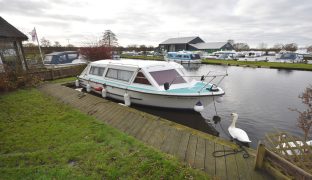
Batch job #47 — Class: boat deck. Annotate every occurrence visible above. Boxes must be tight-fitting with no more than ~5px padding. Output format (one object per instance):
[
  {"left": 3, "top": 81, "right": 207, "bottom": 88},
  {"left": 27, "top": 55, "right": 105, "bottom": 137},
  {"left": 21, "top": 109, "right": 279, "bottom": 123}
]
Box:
[{"left": 38, "top": 83, "right": 272, "bottom": 180}]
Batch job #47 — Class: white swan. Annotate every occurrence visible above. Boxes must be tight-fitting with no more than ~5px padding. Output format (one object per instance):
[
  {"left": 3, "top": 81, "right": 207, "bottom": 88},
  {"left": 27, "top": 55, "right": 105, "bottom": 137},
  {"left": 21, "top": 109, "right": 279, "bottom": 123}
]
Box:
[{"left": 228, "top": 113, "right": 251, "bottom": 143}]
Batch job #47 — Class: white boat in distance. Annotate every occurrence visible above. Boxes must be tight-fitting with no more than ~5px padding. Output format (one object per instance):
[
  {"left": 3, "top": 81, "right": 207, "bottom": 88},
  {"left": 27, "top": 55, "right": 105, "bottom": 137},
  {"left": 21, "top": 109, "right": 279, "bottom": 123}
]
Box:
[
  {"left": 164, "top": 51, "right": 202, "bottom": 64},
  {"left": 77, "top": 59, "right": 226, "bottom": 109}
]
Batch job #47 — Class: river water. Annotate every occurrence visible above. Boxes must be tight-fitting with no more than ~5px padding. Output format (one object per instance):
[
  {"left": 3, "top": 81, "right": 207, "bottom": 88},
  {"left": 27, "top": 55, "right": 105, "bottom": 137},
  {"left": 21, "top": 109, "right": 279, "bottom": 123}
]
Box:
[{"left": 133, "top": 64, "right": 312, "bottom": 148}]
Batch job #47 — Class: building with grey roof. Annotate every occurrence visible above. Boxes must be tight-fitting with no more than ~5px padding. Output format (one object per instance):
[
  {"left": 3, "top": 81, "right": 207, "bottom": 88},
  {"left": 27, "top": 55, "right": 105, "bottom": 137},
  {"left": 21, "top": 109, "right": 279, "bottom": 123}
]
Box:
[
  {"left": 159, "top": 36, "right": 204, "bottom": 52},
  {"left": 189, "top": 42, "right": 234, "bottom": 53},
  {"left": 0, "top": 16, "right": 28, "bottom": 71},
  {"left": 159, "top": 36, "right": 234, "bottom": 53}
]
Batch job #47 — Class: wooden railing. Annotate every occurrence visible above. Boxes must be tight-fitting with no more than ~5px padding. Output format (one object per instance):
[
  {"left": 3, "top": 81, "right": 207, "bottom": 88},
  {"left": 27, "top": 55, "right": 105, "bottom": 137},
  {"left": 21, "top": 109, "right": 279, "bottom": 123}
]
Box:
[
  {"left": 254, "top": 134, "right": 312, "bottom": 179},
  {"left": 28, "top": 64, "right": 86, "bottom": 81}
]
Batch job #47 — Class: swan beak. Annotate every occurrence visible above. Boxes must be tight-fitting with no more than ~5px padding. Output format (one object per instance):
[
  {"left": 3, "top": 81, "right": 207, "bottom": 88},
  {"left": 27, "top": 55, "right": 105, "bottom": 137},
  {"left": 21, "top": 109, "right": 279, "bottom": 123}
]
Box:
[{"left": 230, "top": 113, "right": 234, "bottom": 116}]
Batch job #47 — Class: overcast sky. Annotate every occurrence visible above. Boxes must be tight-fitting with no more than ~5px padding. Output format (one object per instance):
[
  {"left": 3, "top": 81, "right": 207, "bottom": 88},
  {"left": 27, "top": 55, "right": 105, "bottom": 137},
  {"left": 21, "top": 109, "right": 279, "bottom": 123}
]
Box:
[{"left": 1, "top": 0, "right": 311, "bottom": 47}]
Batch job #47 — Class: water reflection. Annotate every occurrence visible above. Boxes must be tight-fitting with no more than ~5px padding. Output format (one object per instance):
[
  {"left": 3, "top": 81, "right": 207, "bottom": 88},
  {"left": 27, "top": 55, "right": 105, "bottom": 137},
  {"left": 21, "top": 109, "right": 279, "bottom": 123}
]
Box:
[{"left": 277, "top": 69, "right": 294, "bottom": 75}]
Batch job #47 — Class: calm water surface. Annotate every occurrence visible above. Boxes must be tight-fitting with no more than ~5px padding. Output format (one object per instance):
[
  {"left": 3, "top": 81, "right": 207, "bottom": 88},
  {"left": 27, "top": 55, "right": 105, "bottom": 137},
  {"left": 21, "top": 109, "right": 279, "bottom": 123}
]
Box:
[{"left": 133, "top": 64, "right": 312, "bottom": 148}]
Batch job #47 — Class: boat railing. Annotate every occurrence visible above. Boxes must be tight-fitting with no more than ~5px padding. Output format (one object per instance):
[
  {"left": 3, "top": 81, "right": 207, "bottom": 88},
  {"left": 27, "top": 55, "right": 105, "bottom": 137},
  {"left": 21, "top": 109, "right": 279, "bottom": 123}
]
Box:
[
  {"left": 168, "top": 71, "right": 228, "bottom": 92},
  {"left": 108, "top": 62, "right": 141, "bottom": 68}
]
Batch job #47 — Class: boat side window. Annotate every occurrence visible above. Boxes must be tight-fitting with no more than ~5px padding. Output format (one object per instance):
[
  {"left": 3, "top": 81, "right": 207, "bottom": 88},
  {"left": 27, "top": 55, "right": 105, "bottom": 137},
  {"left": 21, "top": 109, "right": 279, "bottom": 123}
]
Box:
[
  {"left": 150, "top": 69, "right": 186, "bottom": 86},
  {"left": 106, "top": 68, "right": 134, "bottom": 82},
  {"left": 168, "top": 54, "right": 174, "bottom": 58},
  {"left": 183, "top": 55, "right": 189, "bottom": 59},
  {"left": 176, "top": 54, "right": 182, "bottom": 58},
  {"left": 44, "top": 55, "right": 53, "bottom": 64},
  {"left": 89, "top": 66, "right": 105, "bottom": 76},
  {"left": 59, "top": 55, "right": 67, "bottom": 63},
  {"left": 67, "top": 53, "right": 78, "bottom": 60},
  {"left": 133, "top": 71, "right": 151, "bottom": 85}
]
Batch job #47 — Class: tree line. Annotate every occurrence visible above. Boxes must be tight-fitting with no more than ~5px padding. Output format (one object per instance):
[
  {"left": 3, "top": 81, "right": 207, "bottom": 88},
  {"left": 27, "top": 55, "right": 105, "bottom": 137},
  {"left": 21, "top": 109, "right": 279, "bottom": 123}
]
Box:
[
  {"left": 228, "top": 40, "right": 310, "bottom": 52},
  {"left": 23, "top": 31, "right": 312, "bottom": 53}
]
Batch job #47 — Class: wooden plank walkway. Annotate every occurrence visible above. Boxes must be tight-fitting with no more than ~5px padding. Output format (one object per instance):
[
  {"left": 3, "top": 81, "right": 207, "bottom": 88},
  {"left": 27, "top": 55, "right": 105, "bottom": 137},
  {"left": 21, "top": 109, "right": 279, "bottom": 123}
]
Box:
[{"left": 38, "top": 83, "right": 272, "bottom": 180}]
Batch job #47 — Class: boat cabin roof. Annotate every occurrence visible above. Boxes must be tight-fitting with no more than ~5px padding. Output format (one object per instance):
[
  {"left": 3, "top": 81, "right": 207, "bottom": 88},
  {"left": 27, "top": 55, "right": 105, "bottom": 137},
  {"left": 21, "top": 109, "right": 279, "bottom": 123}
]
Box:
[
  {"left": 46, "top": 51, "right": 78, "bottom": 56},
  {"left": 167, "top": 51, "right": 199, "bottom": 55},
  {"left": 89, "top": 59, "right": 183, "bottom": 70}
]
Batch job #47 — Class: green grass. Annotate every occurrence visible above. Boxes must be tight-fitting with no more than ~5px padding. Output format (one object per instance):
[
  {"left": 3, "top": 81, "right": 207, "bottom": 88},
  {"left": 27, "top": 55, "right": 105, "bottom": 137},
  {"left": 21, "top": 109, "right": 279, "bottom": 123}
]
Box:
[
  {"left": 202, "top": 59, "right": 312, "bottom": 71},
  {"left": 50, "top": 76, "right": 77, "bottom": 84},
  {"left": 0, "top": 89, "right": 209, "bottom": 179}
]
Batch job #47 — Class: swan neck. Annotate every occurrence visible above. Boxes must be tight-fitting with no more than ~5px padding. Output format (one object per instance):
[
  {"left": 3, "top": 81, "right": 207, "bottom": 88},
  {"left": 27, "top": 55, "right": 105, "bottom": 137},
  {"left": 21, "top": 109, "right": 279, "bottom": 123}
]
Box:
[{"left": 231, "top": 116, "right": 237, "bottom": 127}]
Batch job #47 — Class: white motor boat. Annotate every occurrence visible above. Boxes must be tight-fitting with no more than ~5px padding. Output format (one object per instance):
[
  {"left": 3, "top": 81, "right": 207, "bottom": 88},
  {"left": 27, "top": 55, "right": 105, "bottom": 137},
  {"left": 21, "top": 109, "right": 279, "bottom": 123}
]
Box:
[
  {"left": 76, "top": 59, "right": 225, "bottom": 109},
  {"left": 164, "top": 51, "right": 202, "bottom": 64}
]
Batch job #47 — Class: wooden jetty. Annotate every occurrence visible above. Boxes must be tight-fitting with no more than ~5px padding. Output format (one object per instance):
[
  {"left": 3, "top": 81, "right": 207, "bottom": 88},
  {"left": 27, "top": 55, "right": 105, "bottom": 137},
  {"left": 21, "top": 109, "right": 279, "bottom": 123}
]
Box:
[{"left": 38, "top": 83, "right": 272, "bottom": 180}]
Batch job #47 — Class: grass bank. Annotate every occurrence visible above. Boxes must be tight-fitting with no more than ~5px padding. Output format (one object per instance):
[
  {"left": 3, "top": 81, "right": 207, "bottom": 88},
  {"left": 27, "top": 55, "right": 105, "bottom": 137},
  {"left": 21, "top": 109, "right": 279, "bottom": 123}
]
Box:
[
  {"left": 202, "top": 59, "right": 312, "bottom": 71},
  {"left": 0, "top": 89, "right": 208, "bottom": 179},
  {"left": 121, "top": 55, "right": 164, "bottom": 61}
]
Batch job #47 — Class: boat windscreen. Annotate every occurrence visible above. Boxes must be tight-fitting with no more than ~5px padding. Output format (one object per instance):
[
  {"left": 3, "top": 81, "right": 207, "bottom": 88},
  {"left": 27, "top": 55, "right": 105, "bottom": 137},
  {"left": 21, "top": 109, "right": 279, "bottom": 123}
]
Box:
[
  {"left": 149, "top": 69, "right": 186, "bottom": 85},
  {"left": 44, "top": 55, "right": 53, "bottom": 64},
  {"left": 191, "top": 54, "right": 200, "bottom": 59}
]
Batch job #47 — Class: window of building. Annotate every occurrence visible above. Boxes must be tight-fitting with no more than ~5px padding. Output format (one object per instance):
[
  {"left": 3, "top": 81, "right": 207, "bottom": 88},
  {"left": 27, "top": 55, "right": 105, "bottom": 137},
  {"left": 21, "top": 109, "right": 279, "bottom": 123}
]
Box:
[
  {"left": 89, "top": 66, "right": 105, "bottom": 76},
  {"left": 149, "top": 69, "right": 186, "bottom": 86},
  {"left": 0, "top": 41, "right": 18, "bottom": 68},
  {"left": 133, "top": 71, "right": 151, "bottom": 85},
  {"left": 106, "top": 68, "right": 134, "bottom": 82}
]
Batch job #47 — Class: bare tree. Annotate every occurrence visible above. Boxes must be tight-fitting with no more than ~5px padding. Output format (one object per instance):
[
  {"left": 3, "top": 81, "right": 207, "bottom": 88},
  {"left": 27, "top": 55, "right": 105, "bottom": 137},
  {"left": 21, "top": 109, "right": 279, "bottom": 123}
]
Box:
[
  {"left": 53, "top": 41, "right": 61, "bottom": 47},
  {"left": 284, "top": 43, "right": 298, "bottom": 52},
  {"left": 100, "top": 30, "right": 118, "bottom": 47},
  {"left": 127, "top": 44, "right": 138, "bottom": 51},
  {"left": 307, "top": 45, "right": 312, "bottom": 53},
  {"left": 290, "top": 85, "right": 312, "bottom": 141},
  {"left": 273, "top": 43, "right": 284, "bottom": 51},
  {"left": 40, "top": 37, "right": 51, "bottom": 47},
  {"left": 233, "top": 43, "right": 250, "bottom": 51}
]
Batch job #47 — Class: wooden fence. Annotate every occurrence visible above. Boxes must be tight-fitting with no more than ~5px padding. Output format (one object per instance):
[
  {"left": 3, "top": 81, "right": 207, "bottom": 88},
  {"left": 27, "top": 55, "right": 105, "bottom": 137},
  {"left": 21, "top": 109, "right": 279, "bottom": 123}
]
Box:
[
  {"left": 254, "top": 132, "right": 312, "bottom": 179},
  {"left": 28, "top": 64, "right": 86, "bottom": 81}
]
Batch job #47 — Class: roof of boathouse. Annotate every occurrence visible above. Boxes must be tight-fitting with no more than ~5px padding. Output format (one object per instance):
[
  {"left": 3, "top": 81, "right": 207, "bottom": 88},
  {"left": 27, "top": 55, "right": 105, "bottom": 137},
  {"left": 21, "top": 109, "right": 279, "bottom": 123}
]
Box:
[
  {"left": 189, "top": 42, "right": 229, "bottom": 49},
  {"left": 0, "top": 16, "right": 28, "bottom": 40},
  {"left": 160, "top": 36, "right": 204, "bottom": 45}
]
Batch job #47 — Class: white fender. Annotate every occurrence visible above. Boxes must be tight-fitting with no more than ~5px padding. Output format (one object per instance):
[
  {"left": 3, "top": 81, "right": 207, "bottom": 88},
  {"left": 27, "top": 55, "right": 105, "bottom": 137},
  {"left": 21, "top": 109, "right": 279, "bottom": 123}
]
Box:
[
  {"left": 75, "top": 80, "right": 79, "bottom": 87},
  {"left": 194, "top": 101, "right": 204, "bottom": 112},
  {"left": 216, "top": 96, "right": 223, "bottom": 103},
  {"left": 86, "top": 84, "right": 91, "bottom": 92},
  {"left": 101, "top": 88, "right": 107, "bottom": 98},
  {"left": 124, "top": 92, "right": 131, "bottom": 106}
]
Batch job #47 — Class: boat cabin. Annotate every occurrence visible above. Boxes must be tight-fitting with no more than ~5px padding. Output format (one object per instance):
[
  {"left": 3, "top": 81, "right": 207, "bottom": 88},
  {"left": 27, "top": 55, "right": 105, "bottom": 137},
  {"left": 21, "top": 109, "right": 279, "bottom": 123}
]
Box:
[
  {"left": 44, "top": 51, "right": 79, "bottom": 64},
  {"left": 80, "top": 60, "right": 189, "bottom": 91},
  {"left": 165, "top": 51, "right": 201, "bottom": 62}
]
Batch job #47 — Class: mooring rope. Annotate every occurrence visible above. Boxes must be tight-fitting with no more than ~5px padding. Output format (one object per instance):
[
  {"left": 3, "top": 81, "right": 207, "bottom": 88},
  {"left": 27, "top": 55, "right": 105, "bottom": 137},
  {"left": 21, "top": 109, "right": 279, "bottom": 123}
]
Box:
[{"left": 213, "top": 145, "right": 250, "bottom": 159}]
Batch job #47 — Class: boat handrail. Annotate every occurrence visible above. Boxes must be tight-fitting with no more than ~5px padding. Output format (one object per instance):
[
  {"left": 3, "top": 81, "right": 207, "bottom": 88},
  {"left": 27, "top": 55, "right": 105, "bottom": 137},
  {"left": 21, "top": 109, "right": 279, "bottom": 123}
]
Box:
[
  {"left": 107, "top": 62, "right": 140, "bottom": 68},
  {"left": 168, "top": 73, "right": 228, "bottom": 92}
]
